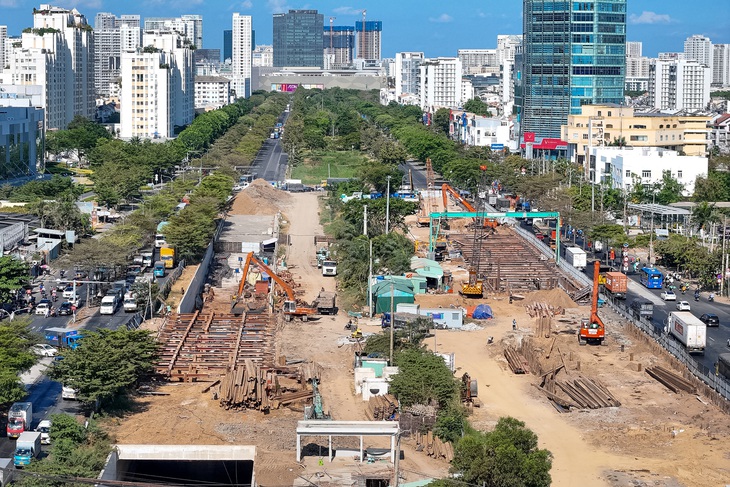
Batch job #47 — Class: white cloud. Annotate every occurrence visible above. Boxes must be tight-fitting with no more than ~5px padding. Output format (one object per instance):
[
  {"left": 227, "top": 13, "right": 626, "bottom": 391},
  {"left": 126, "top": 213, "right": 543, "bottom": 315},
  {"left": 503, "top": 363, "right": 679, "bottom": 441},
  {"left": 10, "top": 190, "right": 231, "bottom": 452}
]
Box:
[
  {"left": 333, "top": 6, "right": 363, "bottom": 15},
  {"left": 267, "top": 0, "right": 290, "bottom": 13},
  {"left": 240, "top": 0, "right": 253, "bottom": 8},
  {"left": 629, "top": 11, "right": 672, "bottom": 24},
  {"left": 429, "top": 13, "right": 453, "bottom": 23}
]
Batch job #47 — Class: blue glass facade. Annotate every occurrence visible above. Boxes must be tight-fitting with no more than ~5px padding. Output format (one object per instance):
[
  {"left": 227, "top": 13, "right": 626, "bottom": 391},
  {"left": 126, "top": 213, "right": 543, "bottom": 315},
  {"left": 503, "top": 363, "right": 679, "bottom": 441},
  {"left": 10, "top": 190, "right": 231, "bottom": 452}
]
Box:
[
  {"left": 520, "top": 0, "right": 626, "bottom": 138},
  {"left": 273, "top": 10, "right": 324, "bottom": 68}
]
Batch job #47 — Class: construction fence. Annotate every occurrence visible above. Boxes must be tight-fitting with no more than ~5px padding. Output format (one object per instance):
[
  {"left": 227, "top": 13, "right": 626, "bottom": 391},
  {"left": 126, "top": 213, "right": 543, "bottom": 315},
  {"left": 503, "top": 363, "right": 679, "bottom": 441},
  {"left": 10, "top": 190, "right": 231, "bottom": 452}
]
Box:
[{"left": 178, "top": 219, "right": 225, "bottom": 314}]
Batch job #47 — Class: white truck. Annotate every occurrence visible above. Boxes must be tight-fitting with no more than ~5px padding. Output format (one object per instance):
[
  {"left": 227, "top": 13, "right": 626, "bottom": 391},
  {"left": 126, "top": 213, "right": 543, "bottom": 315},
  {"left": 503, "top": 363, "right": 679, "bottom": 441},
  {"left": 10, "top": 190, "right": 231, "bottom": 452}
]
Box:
[
  {"left": 668, "top": 312, "right": 706, "bottom": 354},
  {"left": 322, "top": 260, "right": 337, "bottom": 277},
  {"left": 564, "top": 246, "right": 587, "bottom": 270},
  {"left": 13, "top": 431, "right": 41, "bottom": 468},
  {"left": 99, "top": 295, "right": 118, "bottom": 315}
]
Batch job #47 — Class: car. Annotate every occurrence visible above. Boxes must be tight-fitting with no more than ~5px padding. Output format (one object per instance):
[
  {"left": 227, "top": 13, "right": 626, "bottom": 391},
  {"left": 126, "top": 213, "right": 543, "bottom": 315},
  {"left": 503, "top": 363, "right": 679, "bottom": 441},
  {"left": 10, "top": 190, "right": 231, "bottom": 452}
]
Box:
[
  {"left": 676, "top": 301, "right": 691, "bottom": 311},
  {"left": 660, "top": 290, "right": 676, "bottom": 301},
  {"left": 62, "top": 286, "right": 78, "bottom": 300},
  {"left": 58, "top": 302, "right": 74, "bottom": 316},
  {"left": 700, "top": 313, "right": 720, "bottom": 327},
  {"left": 61, "top": 385, "right": 78, "bottom": 400},
  {"left": 37, "top": 419, "right": 52, "bottom": 445},
  {"left": 35, "top": 300, "right": 52, "bottom": 315},
  {"left": 31, "top": 344, "right": 58, "bottom": 357}
]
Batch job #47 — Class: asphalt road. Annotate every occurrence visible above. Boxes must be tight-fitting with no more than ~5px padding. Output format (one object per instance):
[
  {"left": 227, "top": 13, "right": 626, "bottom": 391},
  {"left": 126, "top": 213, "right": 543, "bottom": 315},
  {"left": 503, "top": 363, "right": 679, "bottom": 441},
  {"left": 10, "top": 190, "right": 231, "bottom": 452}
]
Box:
[
  {"left": 250, "top": 110, "right": 290, "bottom": 183},
  {"left": 398, "top": 160, "right": 448, "bottom": 190}
]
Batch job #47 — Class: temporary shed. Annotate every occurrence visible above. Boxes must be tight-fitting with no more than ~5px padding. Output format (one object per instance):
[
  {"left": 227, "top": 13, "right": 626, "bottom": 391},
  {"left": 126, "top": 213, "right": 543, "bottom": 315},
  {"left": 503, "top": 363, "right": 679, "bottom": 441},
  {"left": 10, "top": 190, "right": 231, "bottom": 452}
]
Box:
[
  {"left": 372, "top": 280, "right": 415, "bottom": 314},
  {"left": 410, "top": 257, "right": 444, "bottom": 289}
]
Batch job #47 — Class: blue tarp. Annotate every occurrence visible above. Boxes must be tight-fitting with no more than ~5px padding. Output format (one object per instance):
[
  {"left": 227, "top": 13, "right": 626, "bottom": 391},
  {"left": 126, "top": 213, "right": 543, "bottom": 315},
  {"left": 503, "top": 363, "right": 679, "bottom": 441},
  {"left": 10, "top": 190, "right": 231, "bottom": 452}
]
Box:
[{"left": 472, "top": 304, "right": 493, "bottom": 319}]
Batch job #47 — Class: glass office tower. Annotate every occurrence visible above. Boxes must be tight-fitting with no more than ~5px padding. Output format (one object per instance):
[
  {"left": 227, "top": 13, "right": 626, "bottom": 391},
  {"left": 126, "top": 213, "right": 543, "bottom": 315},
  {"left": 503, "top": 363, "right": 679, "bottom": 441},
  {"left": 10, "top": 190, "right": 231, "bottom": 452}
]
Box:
[
  {"left": 273, "top": 10, "right": 324, "bottom": 68},
  {"left": 520, "top": 0, "right": 626, "bottom": 138}
]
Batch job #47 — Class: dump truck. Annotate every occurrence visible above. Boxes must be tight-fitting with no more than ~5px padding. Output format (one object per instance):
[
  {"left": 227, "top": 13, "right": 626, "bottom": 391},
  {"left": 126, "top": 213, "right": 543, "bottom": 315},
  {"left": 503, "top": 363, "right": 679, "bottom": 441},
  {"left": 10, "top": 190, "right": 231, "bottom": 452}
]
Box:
[
  {"left": 668, "top": 312, "right": 706, "bottom": 354},
  {"left": 565, "top": 247, "right": 587, "bottom": 270},
  {"left": 160, "top": 245, "right": 175, "bottom": 269},
  {"left": 604, "top": 271, "right": 627, "bottom": 299},
  {"left": 7, "top": 402, "right": 32, "bottom": 439},
  {"left": 13, "top": 431, "right": 41, "bottom": 468},
  {"left": 313, "top": 290, "right": 337, "bottom": 315}
]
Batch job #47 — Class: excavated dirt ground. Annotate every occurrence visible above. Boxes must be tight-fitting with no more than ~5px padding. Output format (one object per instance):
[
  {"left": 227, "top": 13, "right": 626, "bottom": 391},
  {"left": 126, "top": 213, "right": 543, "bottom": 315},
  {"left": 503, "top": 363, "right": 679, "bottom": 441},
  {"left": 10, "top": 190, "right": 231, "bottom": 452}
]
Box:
[{"left": 108, "top": 190, "right": 730, "bottom": 487}]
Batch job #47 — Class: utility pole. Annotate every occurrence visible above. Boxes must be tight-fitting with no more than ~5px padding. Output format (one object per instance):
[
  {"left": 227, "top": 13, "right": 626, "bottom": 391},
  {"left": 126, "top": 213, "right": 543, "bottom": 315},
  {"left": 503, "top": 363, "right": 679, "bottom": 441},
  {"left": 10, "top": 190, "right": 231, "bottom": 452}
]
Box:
[
  {"left": 385, "top": 175, "right": 392, "bottom": 234},
  {"left": 389, "top": 278, "right": 394, "bottom": 365},
  {"left": 363, "top": 204, "right": 368, "bottom": 236},
  {"left": 368, "top": 239, "right": 373, "bottom": 316}
]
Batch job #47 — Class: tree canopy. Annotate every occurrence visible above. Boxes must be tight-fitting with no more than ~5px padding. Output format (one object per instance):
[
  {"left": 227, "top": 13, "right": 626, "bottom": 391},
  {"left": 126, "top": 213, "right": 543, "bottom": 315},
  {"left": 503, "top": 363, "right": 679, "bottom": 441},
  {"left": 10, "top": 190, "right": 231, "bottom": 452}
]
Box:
[
  {"left": 0, "top": 317, "right": 38, "bottom": 405},
  {"left": 0, "top": 256, "right": 29, "bottom": 305}
]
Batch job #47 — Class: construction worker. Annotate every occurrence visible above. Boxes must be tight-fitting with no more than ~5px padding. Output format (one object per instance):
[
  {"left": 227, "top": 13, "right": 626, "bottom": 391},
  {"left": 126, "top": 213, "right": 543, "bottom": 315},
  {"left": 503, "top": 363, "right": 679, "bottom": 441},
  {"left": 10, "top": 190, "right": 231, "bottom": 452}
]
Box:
[{"left": 512, "top": 319, "right": 517, "bottom": 330}]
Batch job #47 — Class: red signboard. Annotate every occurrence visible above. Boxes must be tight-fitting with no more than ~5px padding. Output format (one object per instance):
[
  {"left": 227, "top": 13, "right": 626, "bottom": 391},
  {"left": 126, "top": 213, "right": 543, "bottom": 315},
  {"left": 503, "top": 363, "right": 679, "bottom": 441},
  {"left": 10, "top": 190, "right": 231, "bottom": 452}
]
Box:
[{"left": 523, "top": 131, "right": 536, "bottom": 142}]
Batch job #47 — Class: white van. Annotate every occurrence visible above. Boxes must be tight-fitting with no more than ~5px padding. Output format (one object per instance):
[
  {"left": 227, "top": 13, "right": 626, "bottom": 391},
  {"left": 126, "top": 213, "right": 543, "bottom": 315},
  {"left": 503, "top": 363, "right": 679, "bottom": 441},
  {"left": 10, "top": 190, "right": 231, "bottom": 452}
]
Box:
[
  {"left": 123, "top": 295, "right": 138, "bottom": 312},
  {"left": 99, "top": 295, "right": 118, "bottom": 315}
]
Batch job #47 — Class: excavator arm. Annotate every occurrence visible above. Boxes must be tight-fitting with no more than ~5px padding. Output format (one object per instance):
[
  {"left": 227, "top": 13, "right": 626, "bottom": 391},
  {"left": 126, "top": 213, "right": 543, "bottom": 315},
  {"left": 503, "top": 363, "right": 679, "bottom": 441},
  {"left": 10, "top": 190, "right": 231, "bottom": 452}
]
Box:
[
  {"left": 442, "top": 184, "right": 476, "bottom": 212},
  {"left": 590, "top": 260, "right": 606, "bottom": 330},
  {"left": 236, "top": 252, "right": 255, "bottom": 297}
]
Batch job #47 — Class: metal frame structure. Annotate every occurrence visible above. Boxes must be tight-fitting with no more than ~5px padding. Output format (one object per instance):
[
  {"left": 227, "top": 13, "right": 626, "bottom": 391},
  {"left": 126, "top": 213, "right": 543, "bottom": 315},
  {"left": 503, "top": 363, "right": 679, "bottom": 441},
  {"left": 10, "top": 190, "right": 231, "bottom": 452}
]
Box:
[
  {"left": 296, "top": 420, "right": 399, "bottom": 463},
  {"left": 428, "top": 211, "right": 562, "bottom": 263}
]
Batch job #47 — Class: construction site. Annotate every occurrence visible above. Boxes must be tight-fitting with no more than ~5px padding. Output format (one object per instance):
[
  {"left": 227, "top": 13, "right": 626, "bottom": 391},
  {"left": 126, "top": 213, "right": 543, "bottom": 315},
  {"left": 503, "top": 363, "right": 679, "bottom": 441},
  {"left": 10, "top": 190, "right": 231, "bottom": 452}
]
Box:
[{"left": 110, "top": 178, "right": 730, "bottom": 487}]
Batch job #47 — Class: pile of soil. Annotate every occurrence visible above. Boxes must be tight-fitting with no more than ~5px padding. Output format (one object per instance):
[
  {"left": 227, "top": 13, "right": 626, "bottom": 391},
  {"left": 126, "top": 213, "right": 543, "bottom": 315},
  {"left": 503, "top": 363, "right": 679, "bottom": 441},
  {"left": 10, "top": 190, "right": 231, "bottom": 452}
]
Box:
[
  {"left": 230, "top": 179, "right": 291, "bottom": 215},
  {"left": 521, "top": 288, "right": 578, "bottom": 308}
]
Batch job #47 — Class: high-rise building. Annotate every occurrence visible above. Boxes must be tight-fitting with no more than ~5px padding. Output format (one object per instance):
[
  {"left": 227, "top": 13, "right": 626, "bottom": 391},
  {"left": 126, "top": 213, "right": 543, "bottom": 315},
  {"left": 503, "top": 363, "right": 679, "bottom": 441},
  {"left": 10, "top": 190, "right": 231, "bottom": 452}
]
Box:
[
  {"left": 0, "top": 93, "right": 45, "bottom": 182},
  {"left": 648, "top": 58, "right": 711, "bottom": 111},
  {"left": 355, "top": 20, "right": 382, "bottom": 61},
  {"left": 252, "top": 45, "right": 273, "bottom": 68},
  {"left": 144, "top": 15, "right": 202, "bottom": 49},
  {"left": 231, "top": 13, "right": 252, "bottom": 99},
  {"left": 394, "top": 52, "right": 424, "bottom": 102},
  {"left": 223, "top": 29, "right": 232, "bottom": 62},
  {"left": 1, "top": 5, "right": 94, "bottom": 129},
  {"left": 712, "top": 44, "right": 730, "bottom": 87},
  {"left": 323, "top": 26, "right": 354, "bottom": 69},
  {"left": 458, "top": 49, "right": 498, "bottom": 75},
  {"left": 684, "top": 34, "right": 713, "bottom": 69},
  {"left": 497, "top": 35, "right": 522, "bottom": 65},
  {"left": 120, "top": 32, "right": 194, "bottom": 139},
  {"left": 520, "top": 0, "right": 626, "bottom": 139},
  {"left": 0, "top": 26, "right": 6, "bottom": 72},
  {"left": 273, "top": 10, "right": 323, "bottom": 68},
  {"left": 626, "top": 41, "right": 642, "bottom": 58},
  {"left": 419, "top": 57, "right": 462, "bottom": 111},
  {"left": 93, "top": 14, "right": 140, "bottom": 97}
]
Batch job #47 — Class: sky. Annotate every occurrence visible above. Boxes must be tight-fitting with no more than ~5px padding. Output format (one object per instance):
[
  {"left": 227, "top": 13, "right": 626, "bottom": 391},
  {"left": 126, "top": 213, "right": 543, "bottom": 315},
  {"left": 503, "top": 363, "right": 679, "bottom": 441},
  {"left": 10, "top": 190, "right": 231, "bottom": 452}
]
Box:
[{"left": 1, "top": 0, "right": 729, "bottom": 58}]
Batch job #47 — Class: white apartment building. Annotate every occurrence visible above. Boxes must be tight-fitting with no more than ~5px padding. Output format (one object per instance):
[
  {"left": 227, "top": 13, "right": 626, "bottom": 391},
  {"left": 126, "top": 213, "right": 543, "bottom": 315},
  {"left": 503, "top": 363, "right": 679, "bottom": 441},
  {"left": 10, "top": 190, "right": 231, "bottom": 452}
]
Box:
[
  {"left": 252, "top": 45, "right": 273, "bottom": 68},
  {"left": 231, "top": 13, "right": 252, "bottom": 99},
  {"left": 0, "top": 26, "right": 7, "bottom": 71},
  {"left": 648, "top": 59, "right": 711, "bottom": 111},
  {"left": 713, "top": 44, "right": 730, "bottom": 87},
  {"left": 588, "top": 146, "right": 707, "bottom": 196},
  {"left": 194, "top": 76, "right": 231, "bottom": 111},
  {"left": 626, "top": 41, "right": 650, "bottom": 92},
  {"left": 419, "top": 57, "right": 462, "bottom": 112},
  {"left": 120, "top": 32, "right": 194, "bottom": 139},
  {"left": 0, "top": 5, "right": 93, "bottom": 130},
  {"left": 626, "top": 41, "right": 642, "bottom": 58},
  {"left": 144, "top": 15, "right": 202, "bottom": 49},
  {"left": 449, "top": 109, "right": 514, "bottom": 149},
  {"left": 394, "top": 52, "right": 423, "bottom": 103},
  {"left": 684, "top": 34, "right": 713, "bottom": 68},
  {"left": 461, "top": 78, "right": 474, "bottom": 106},
  {"left": 497, "top": 35, "right": 521, "bottom": 65},
  {"left": 458, "top": 49, "right": 497, "bottom": 75}
]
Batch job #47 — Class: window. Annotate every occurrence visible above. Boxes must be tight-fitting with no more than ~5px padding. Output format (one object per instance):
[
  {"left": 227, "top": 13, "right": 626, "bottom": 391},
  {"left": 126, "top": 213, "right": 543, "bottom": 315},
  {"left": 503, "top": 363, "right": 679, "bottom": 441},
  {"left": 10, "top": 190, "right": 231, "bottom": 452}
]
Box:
[
  {"left": 677, "top": 170, "right": 683, "bottom": 178},
  {"left": 607, "top": 111, "right": 612, "bottom": 116},
  {"left": 625, "top": 170, "right": 631, "bottom": 177},
  {"left": 597, "top": 111, "right": 602, "bottom": 116},
  {"left": 642, "top": 170, "right": 651, "bottom": 178},
  {"left": 583, "top": 134, "right": 589, "bottom": 139}
]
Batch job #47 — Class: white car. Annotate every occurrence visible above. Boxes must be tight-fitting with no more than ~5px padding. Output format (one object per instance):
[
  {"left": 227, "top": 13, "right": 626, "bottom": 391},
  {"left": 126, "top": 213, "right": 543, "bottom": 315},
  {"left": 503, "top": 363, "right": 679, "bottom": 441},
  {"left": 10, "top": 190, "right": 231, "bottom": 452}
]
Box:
[
  {"left": 62, "top": 385, "right": 78, "bottom": 400},
  {"left": 32, "top": 344, "right": 58, "bottom": 357},
  {"left": 62, "top": 286, "right": 78, "bottom": 299},
  {"left": 37, "top": 419, "right": 52, "bottom": 444},
  {"left": 34, "top": 302, "right": 51, "bottom": 316},
  {"left": 660, "top": 290, "right": 677, "bottom": 301},
  {"left": 676, "top": 301, "right": 691, "bottom": 311}
]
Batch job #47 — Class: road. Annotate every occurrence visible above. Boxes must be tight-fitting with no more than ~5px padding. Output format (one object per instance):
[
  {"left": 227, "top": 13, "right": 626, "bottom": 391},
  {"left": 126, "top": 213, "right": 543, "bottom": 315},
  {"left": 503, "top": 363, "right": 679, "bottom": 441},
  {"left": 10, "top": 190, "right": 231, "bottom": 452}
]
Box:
[
  {"left": 398, "top": 160, "right": 448, "bottom": 190},
  {"left": 249, "top": 110, "right": 290, "bottom": 183}
]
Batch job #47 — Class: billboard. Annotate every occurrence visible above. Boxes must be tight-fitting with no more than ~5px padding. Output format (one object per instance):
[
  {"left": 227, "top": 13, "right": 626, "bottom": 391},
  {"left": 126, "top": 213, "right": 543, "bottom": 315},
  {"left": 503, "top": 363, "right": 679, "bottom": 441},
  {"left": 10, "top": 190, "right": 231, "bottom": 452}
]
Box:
[{"left": 270, "top": 83, "right": 325, "bottom": 92}]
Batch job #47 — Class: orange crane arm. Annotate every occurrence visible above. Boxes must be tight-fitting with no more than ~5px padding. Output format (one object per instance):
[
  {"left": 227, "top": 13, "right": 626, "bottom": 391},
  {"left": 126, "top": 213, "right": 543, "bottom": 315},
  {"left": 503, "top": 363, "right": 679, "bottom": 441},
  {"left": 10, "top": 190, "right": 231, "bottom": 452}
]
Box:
[
  {"left": 236, "top": 252, "right": 254, "bottom": 297},
  {"left": 247, "top": 253, "right": 297, "bottom": 302},
  {"left": 442, "top": 184, "right": 476, "bottom": 212},
  {"left": 590, "top": 260, "right": 605, "bottom": 328}
]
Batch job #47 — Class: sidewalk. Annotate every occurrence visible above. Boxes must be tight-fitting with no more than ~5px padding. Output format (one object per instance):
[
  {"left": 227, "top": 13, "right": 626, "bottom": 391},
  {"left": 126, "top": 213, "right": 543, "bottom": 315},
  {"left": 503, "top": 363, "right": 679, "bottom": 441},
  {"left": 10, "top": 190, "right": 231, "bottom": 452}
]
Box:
[{"left": 20, "top": 357, "right": 52, "bottom": 388}]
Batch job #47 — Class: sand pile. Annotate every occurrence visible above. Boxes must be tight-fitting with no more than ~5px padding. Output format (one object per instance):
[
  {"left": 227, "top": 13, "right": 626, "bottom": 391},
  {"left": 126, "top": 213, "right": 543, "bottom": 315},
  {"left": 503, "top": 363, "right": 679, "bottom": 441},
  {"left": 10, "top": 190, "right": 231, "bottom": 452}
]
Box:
[
  {"left": 522, "top": 288, "right": 578, "bottom": 308},
  {"left": 231, "top": 179, "right": 291, "bottom": 215}
]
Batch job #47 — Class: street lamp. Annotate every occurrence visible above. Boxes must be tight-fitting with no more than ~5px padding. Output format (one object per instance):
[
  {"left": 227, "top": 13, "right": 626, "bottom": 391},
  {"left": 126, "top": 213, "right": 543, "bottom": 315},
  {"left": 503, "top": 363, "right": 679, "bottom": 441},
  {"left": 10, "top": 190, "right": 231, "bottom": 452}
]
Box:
[
  {"left": 385, "top": 175, "right": 392, "bottom": 234},
  {"left": 649, "top": 192, "right": 656, "bottom": 267}
]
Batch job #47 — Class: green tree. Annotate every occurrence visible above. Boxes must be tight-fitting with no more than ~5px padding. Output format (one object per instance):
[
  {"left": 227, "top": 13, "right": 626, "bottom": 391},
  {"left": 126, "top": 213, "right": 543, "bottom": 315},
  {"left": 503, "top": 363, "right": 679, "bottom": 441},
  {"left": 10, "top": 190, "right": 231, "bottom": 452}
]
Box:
[
  {"left": 0, "top": 317, "right": 38, "bottom": 404},
  {"left": 358, "top": 162, "right": 403, "bottom": 194},
  {"left": 0, "top": 256, "right": 29, "bottom": 304},
  {"left": 448, "top": 417, "right": 552, "bottom": 487},
  {"left": 588, "top": 224, "right": 627, "bottom": 250},
  {"left": 432, "top": 108, "right": 451, "bottom": 135},
  {"left": 49, "top": 329, "right": 158, "bottom": 407},
  {"left": 46, "top": 115, "right": 112, "bottom": 164},
  {"left": 654, "top": 169, "right": 685, "bottom": 205},
  {"left": 463, "top": 98, "right": 491, "bottom": 116},
  {"left": 389, "top": 348, "right": 459, "bottom": 408}
]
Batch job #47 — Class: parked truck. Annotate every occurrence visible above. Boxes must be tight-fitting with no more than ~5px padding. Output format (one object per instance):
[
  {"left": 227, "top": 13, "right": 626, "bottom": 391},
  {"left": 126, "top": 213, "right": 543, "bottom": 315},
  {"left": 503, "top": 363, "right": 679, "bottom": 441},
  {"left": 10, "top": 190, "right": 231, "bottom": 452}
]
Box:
[
  {"left": 45, "top": 327, "right": 83, "bottom": 350},
  {"left": 7, "top": 402, "right": 32, "bottom": 439},
  {"left": 603, "top": 271, "right": 628, "bottom": 299},
  {"left": 322, "top": 260, "right": 337, "bottom": 276},
  {"left": 564, "top": 247, "right": 587, "bottom": 270},
  {"left": 668, "top": 311, "right": 706, "bottom": 354},
  {"left": 160, "top": 245, "right": 175, "bottom": 269},
  {"left": 13, "top": 431, "right": 41, "bottom": 468},
  {"left": 155, "top": 222, "right": 169, "bottom": 248},
  {"left": 313, "top": 291, "right": 337, "bottom": 315}
]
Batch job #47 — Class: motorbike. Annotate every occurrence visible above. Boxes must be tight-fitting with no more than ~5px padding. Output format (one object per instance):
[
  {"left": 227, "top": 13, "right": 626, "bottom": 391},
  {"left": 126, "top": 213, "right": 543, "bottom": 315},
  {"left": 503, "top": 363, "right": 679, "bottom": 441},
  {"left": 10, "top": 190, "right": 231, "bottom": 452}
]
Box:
[
  {"left": 709, "top": 294, "right": 715, "bottom": 302},
  {"left": 694, "top": 294, "right": 700, "bottom": 302}
]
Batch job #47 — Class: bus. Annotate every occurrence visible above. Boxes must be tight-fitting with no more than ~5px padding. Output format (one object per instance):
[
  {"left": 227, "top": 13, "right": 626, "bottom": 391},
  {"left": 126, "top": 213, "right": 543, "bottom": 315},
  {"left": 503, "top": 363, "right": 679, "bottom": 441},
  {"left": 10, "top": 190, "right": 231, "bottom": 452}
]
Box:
[{"left": 639, "top": 267, "right": 664, "bottom": 289}]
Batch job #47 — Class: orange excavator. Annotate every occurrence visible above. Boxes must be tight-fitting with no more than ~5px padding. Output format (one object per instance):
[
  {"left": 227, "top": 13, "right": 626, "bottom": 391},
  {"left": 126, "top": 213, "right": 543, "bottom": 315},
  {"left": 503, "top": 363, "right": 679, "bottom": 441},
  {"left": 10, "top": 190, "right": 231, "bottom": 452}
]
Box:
[
  {"left": 441, "top": 183, "right": 498, "bottom": 229},
  {"left": 579, "top": 260, "right": 606, "bottom": 345},
  {"left": 235, "top": 252, "right": 317, "bottom": 321}
]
